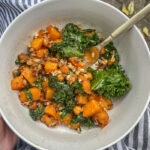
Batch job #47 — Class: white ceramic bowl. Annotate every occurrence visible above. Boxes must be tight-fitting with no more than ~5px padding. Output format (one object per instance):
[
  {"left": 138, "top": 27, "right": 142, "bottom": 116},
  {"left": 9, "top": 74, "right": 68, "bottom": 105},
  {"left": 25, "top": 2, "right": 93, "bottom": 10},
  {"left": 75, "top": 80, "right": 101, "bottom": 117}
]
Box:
[{"left": 0, "top": 0, "right": 150, "bottom": 149}]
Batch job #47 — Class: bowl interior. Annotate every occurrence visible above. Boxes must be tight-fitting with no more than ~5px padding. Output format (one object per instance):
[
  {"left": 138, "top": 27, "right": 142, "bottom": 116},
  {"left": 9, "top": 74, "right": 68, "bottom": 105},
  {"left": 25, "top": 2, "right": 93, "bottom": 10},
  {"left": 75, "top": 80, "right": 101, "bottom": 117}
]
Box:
[{"left": 0, "top": 0, "right": 150, "bottom": 150}]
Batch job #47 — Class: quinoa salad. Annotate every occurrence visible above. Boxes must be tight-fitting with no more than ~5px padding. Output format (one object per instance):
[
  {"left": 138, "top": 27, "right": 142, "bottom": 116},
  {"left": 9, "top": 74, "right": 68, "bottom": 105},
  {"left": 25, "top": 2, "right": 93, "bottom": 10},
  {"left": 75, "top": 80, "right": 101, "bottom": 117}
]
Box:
[{"left": 11, "top": 23, "right": 131, "bottom": 133}]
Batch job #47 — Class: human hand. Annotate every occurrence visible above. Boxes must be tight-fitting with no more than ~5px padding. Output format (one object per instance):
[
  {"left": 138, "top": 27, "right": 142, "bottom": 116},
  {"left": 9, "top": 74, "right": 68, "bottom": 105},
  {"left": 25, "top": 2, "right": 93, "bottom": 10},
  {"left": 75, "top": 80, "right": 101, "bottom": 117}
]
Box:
[{"left": 0, "top": 116, "right": 18, "bottom": 150}]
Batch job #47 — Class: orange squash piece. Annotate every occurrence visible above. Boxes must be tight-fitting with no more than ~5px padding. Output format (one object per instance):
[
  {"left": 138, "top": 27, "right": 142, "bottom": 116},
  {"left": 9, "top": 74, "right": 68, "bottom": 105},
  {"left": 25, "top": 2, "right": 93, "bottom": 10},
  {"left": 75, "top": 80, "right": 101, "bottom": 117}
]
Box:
[
  {"left": 19, "top": 91, "right": 28, "bottom": 103},
  {"left": 93, "top": 110, "right": 109, "bottom": 128},
  {"left": 68, "top": 75, "right": 77, "bottom": 85},
  {"left": 29, "top": 87, "right": 41, "bottom": 101},
  {"left": 88, "top": 94, "right": 97, "bottom": 101},
  {"left": 76, "top": 94, "right": 87, "bottom": 105},
  {"left": 97, "top": 96, "right": 113, "bottom": 110},
  {"left": 73, "top": 106, "right": 82, "bottom": 115},
  {"left": 11, "top": 75, "right": 25, "bottom": 90},
  {"left": 69, "top": 57, "right": 85, "bottom": 68},
  {"left": 36, "top": 48, "right": 48, "bottom": 58},
  {"left": 60, "top": 65, "right": 69, "bottom": 75},
  {"left": 44, "top": 61, "right": 58, "bottom": 72},
  {"left": 30, "top": 38, "right": 43, "bottom": 50},
  {"left": 55, "top": 39, "right": 63, "bottom": 43},
  {"left": 62, "top": 113, "right": 73, "bottom": 125},
  {"left": 70, "top": 123, "right": 80, "bottom": 130},
  {"left": 78, "top": 75, "right": 87, "bottom": 81},
  {"left": 38, "top": 29, "right": 44, "bottom": 38},
  {"left": 29, "top": 101, "right": 37, "bottom": 110},
  {"left": 57, "top": 74, "right": 65, "bottom": 81},
  {"left": 86, "top": 72, "right": 93, "bottom": 80},
  {"left": 21, "top": 67, "right": 36, "bottom": 84},
  {"left": 42, "top": 78, "right": 49, "bottom": 89},
  {"left": 83, "top": 99, "right": 101, "bottom": 117},
  {"left": 47, "top": 25, "right": 61, "bottom": 40},
  {"left": 44, "top": 105, "right": 57, "bottom": 118},
  {"left": 82, "top": 80, "right": 91, "bottom": 94},
  {"left": 45, "top": 87, "right": 55, "bottom": 100},
  {"left": 41, "top": 114, "right": 53, "bottom": 126}
]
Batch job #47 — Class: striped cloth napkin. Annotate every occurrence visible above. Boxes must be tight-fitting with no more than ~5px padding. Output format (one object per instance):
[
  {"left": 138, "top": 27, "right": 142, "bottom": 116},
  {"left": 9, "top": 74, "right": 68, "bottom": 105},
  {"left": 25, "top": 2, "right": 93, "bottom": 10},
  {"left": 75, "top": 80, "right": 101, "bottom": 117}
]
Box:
[{"left": 0, "top": 0, "right": 149, "bottom": 150}]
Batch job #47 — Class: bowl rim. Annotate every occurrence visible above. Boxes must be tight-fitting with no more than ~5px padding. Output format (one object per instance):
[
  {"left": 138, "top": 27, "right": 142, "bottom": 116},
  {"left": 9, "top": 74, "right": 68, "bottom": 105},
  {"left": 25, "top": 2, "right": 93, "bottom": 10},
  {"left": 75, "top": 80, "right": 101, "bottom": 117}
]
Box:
[{"left": 0, "top": 0, "right": 150, "bottom": 150}]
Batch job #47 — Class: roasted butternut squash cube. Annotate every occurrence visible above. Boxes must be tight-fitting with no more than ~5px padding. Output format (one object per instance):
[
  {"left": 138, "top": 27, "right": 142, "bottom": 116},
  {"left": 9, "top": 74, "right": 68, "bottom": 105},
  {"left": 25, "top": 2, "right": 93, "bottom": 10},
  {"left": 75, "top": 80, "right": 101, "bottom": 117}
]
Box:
[
  {"left": 55, "top": 39, "right": 63, "bottom": 43},
  {"left": 44, "top": 105, "right": 57, "bottom": 118},
  {"left": 68, "top": 75, "right": 77, "bottom": 85},
  {"left": 45, "top": 87, "right": 55, "bottom": 100},
  {"left": 82, "top": 80, "right": 91, "bottom": 94},
  {"left": 83, "top": 99, "right": 101, "bottom": 117},
  {"left": 76, "top": 94, "right": 87, "bottom": 105},
  {"left": 69, "top": 57, "right": 85, "bottom": 68},
  {"left": 21, "top": 67, "right": 36, "bottom": 84},
  {"left": 29, "top": 101, "right": 37, "bottom": 110},
  {"left": 70, "top": 123, "right": 80, "bottom": 130},
  {"left": 41, "top": 114, "right": 53, "bottom": 126},
  {"left": 60, "top": 65, "right": 69, "bottom": 75},
  {"left": 42, "top": 78, "right": 49, "bottom": 89},
  {"left": 38, "top": 29, "right": 44, "bottom": 38},
  {"left": 11, "top": 76, "right": 25, "bottom": 90},
  {"left": 36, "top": 48, "right": 48, "bottom": 58},
  {"left": 31, "top": 38, "right": 43, "bottom": 50},
  {"left": 29, "top": 87, "right": 41, "bottom": 101},
  {"left": 44, "top": 61, "right": 58, "bottom": 72},
  {"left": 47, "top": 25, "right": 61, "bottom": 40},
  {"left": 97, "top": 96, "right": 113, "bottom": 110},
  {"left": 88, "top": 94, "right": 97, "bottom": 101},
  {"left": 19, "top": 91, "right": 28, "bottom": 103},
  {"left": 93, "top": 110, "right": 109, "bottom": 128},
  {"left": 73, "top": 106, "right": 82, "bottom": 115},
  {"left": 62, "top": 113, "right": 72, "bottom": 125}
]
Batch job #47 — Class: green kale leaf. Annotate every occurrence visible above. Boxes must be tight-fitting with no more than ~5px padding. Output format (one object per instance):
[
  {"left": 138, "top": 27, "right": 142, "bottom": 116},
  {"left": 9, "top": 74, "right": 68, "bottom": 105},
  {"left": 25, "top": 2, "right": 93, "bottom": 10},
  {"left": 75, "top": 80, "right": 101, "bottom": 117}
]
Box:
[
  {"left": 23, "top": 85, "right": 33, "bottom": 102},
  {"left": 104, "top": 63, "right": 125, "bottom": 74},
  {"left": 103, "top": 42, "right": 120, "bottom": 62},
  {"left": 61, "top": 110, "right": 69, "bottom": 119},
  {"left": 48, "top": 76, "right": 75, "bottom": 112},
  {"left": 91, "top": 65, "right": 131, "bottom": 99},
  {"left": 29, "top": 107, "right": 45, "bottom": 121},
  {"left": 15, "top": 58, "right": 21, "bottom": 65},
  {"left": 71, "top": 81, "right": 84, "bottom": 94},
  {"left": 50, "top": 43, "right": 84, "bottom": 58},
  {"left": 34, "top": 76, "right": 45, "bottom": 89},
  {"left": 50, "top": 23, "right": 99, "bottom": 58},
  {"left": 71, "top": 113, "right": 94, "bottom": 127}
]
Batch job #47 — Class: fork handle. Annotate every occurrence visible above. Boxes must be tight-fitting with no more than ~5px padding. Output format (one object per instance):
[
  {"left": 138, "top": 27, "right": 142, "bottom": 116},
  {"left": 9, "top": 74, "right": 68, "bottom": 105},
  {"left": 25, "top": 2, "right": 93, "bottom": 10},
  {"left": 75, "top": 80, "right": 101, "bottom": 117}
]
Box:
[{"left": 100, "top": 3, "right": 150, "bottom": 48}]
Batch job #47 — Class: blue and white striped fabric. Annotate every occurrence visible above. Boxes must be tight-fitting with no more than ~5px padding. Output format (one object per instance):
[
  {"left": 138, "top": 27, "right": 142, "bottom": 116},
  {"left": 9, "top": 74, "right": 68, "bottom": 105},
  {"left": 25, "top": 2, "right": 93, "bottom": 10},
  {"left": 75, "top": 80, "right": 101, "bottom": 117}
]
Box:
[{"left": 0, "top": 0, "right": 150, "bottom": 150}]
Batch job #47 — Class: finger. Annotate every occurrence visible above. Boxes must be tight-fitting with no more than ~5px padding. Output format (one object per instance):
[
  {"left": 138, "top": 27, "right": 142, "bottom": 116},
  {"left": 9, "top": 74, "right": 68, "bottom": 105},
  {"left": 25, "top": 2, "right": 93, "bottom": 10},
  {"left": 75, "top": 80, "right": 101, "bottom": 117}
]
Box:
[
  {"left": 4, "top": 125, "right": 18, "bottom": 150},
  {"left": 0, "top": 117, "right": 18, "bottom": 150},
  {"left": 0, "top": 116, "right": 5, "bottom": 141}
]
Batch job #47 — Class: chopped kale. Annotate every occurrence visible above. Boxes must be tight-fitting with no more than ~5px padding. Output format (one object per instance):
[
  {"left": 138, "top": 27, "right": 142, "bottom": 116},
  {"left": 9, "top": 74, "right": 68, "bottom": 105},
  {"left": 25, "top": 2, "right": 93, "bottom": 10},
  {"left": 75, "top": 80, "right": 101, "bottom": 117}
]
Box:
[
  {"left": 29, "top": 107, "right": 45, "bottom": 121},
  {"left": 23, "top": 85, "right": 33, "bottom": 102},
  {"left": 71, "top": 113, "right": 94, "bottom": 127},
  {"left": 48, "top": 76, "right": 75, "bottom": 112},
  {"left": 103, "top": 42, "right": 120, "bottom": 62},
  {"left": 15, "top": 58, "right": 21, "bottom": 65},
  {"left": 34, "top": 77, "right": 45, "bottom": 89},
  {"left": 87, "top": 67, "right": 95, "bottom": 73},
  {"left": 50, "top": 23, "right": 99, "bottom": 58},
  {"left": 16, "top": 71, "right": 21, "bottom": 76},
  {"left": 61, "top": 110, "right": 69, "bottom": 119},
  {"left": 71, "top": 81, "right": 84, "bottom": 94},
  {"left": 91, "top": 66, "right": 131, "bottom": 99},
  {"left": 104, "top": 63, "right": 125, "bottom": 74}
]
